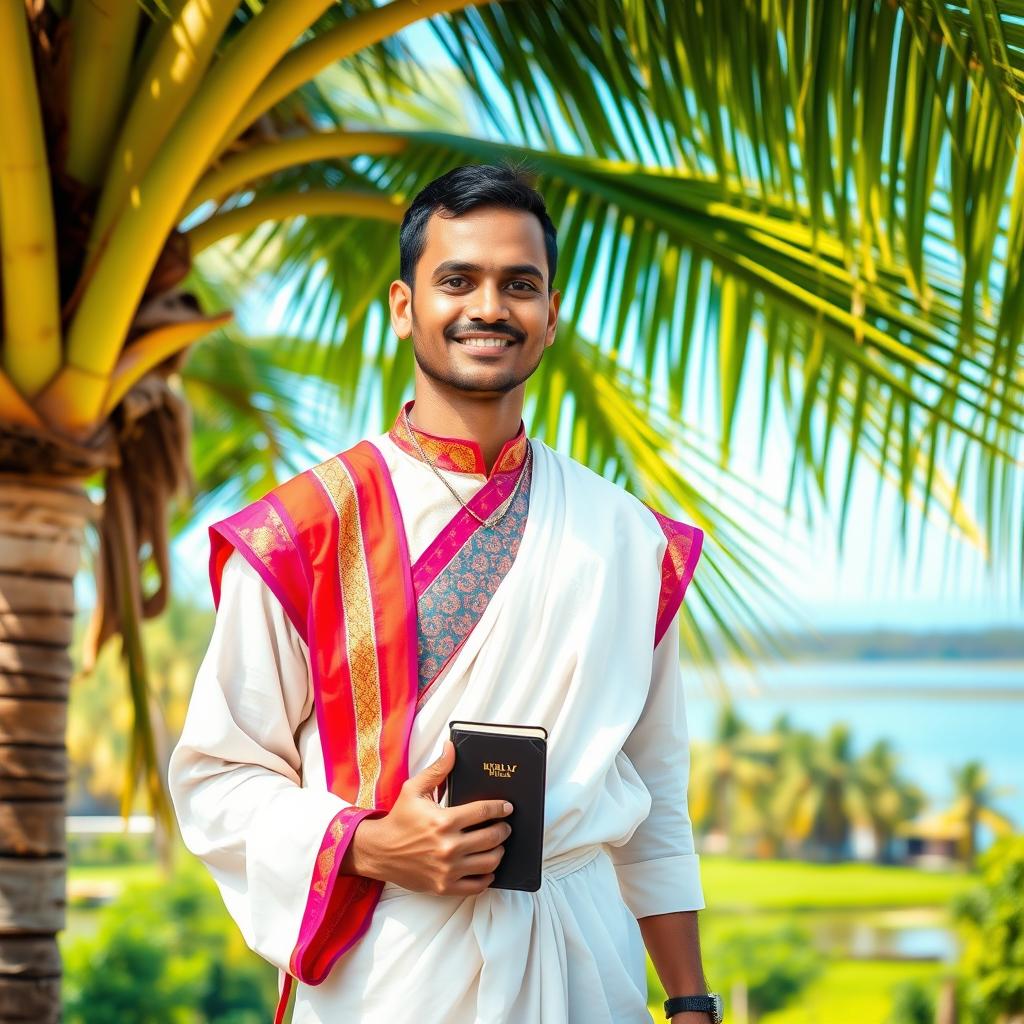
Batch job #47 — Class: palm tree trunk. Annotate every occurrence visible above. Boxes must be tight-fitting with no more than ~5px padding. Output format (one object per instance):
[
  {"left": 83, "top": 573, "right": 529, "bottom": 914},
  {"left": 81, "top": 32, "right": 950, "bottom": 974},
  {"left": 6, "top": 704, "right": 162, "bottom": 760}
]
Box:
[{"left": 0, "top": 476, "right": 95, "bottom": 1022}]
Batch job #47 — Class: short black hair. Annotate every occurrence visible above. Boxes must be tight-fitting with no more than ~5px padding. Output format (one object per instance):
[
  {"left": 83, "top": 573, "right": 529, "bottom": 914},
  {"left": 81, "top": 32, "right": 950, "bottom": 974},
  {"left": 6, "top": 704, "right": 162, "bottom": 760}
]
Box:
[{"left": 399, "top": 163, "right": 558, "bottom": 290}]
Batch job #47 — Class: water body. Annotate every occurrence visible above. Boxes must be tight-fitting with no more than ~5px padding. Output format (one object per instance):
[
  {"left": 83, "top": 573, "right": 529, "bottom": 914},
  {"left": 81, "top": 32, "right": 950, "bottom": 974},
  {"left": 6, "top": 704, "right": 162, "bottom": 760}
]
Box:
[{"left": 684, "top": 660, "right": 1024, "bottom": 837}]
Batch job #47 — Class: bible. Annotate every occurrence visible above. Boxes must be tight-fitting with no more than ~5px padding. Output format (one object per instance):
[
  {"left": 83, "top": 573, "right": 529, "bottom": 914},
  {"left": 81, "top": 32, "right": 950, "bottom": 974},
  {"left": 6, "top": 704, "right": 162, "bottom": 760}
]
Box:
[{"left": 445, "top": 720, "right": 548, "bottom": 892}]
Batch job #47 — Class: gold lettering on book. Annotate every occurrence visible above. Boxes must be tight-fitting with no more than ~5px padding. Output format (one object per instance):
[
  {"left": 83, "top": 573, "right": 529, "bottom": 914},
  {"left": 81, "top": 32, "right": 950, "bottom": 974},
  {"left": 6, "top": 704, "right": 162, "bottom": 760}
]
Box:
[{"left": 482, "top": 762, "right": 517, "bottom": 778}]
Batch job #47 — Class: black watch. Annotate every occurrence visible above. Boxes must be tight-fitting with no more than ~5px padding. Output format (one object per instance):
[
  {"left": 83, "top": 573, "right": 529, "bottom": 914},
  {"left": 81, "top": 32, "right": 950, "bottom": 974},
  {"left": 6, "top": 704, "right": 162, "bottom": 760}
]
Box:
[{"left": 664, "top": 992, "right": 723, "bottom": 1022}]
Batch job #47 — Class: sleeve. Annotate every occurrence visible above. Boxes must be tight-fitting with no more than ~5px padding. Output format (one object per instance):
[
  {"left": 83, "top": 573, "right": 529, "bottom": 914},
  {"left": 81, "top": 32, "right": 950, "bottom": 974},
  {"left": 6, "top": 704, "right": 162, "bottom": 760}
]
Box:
[
  {"left": 608, "top": 611, "right": 706, "bottom": 918},
  {"left": 168, "top": 550, "right": 382, "bottom": 976}
]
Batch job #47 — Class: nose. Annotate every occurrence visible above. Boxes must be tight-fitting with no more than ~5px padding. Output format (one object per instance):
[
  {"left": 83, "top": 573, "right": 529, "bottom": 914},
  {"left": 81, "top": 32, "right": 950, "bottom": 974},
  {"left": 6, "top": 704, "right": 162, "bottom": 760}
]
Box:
[{"left": 465, "top": 281, "right": 509, "bottom": 322}]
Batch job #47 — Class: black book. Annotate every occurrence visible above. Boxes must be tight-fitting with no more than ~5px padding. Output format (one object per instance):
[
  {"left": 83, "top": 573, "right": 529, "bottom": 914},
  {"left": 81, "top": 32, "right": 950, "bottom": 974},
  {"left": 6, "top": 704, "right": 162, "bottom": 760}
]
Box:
[{"left": 445, "top": 720, "right": 547, "bottom": 892}]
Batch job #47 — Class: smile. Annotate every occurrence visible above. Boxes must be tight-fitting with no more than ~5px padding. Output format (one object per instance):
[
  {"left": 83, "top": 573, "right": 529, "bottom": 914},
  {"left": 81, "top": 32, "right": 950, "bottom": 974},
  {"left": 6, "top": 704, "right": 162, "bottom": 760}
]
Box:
[{"left": 453, "top": 337, "right": 515, "bottom": 348}]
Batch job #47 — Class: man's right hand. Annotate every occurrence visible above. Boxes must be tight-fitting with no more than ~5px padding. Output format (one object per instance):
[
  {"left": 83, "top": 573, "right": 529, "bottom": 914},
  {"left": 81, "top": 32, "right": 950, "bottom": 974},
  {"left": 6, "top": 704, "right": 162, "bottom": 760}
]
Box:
[{"left": 340, "top": 739, "right": 514, "bottom": 896}]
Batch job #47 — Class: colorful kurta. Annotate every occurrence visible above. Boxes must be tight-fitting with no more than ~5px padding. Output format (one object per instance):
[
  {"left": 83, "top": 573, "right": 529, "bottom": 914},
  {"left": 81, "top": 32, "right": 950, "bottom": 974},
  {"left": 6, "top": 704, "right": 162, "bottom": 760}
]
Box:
[{"left": 169, "top": 405, "right": 705, "bottom": 1023}]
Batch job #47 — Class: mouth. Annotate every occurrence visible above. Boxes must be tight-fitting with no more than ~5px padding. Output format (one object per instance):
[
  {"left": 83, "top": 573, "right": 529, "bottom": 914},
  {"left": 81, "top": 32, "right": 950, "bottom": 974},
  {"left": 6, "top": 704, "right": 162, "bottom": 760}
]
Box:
[{"left": 451, "top": 335, "right": 518, "bottom": 350}]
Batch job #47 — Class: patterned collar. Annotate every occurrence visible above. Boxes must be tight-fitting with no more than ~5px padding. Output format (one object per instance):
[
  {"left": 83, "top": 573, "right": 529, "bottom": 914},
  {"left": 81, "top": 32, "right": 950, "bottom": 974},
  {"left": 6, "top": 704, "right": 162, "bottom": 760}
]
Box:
[{"left": 388, "top": 401, "right": 528, "bottom": 478}]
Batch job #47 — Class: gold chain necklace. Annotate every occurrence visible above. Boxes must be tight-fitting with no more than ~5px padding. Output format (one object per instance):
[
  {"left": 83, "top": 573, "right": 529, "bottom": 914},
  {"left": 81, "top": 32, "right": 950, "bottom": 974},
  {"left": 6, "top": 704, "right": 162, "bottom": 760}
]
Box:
[{"left": 402, "top": 407, "right": 531, "bottom": 529}]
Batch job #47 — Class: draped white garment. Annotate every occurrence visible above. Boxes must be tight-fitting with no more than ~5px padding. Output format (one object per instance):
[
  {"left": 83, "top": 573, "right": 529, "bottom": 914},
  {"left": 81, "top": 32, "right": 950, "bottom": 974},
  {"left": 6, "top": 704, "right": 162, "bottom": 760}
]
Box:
[{"left": 169, "top": 434, "right": 704, "bottom": 1024}]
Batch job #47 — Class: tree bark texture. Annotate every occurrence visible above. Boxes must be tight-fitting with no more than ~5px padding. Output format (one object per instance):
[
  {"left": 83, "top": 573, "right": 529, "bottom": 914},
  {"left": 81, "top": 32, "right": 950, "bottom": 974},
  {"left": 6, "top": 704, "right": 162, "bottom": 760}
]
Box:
[{"left": 0, "top": 476, "right": 95, "bottom": 1023}]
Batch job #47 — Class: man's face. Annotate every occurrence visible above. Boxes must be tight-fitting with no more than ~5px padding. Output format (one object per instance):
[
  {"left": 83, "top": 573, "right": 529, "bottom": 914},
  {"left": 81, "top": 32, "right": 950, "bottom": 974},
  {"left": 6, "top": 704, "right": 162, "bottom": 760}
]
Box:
[{"left": 389, "top": 206, "right": 560, "bottom": 397}]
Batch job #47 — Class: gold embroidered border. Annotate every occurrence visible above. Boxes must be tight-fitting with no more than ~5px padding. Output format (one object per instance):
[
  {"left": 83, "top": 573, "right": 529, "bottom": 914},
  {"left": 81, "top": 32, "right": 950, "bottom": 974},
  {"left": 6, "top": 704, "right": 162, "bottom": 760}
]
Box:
[
  {"left": 389, "top": 414, "right": 480, "bottom": 473},
  {"left": 657, "top": 528, "right": 693, "bottom": 622},
  {"left": 312, "top": 815, "right": 348, "bottom": 898},
  {"left": 493, "top": 433, "right": 529, "bottom": 474},
  {"left": 311, "top": 458, "right": 384, "bottom": 808},
  {"left": 236, "top": 503, "right": 291, "bottom": 564}
]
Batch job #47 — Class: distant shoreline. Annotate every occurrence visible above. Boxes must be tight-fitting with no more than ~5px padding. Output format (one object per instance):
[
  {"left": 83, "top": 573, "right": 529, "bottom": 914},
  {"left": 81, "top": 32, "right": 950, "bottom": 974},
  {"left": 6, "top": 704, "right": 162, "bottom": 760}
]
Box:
[{"left": 706, "top": 626, "right": 1023, "bottom": 663}]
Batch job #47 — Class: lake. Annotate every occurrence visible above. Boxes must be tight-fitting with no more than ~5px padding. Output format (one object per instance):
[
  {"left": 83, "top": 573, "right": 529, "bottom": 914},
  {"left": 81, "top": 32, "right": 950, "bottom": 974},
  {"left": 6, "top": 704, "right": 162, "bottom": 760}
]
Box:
[{"left": 684, "top": 660, "right": 1024, "bottom": 840}]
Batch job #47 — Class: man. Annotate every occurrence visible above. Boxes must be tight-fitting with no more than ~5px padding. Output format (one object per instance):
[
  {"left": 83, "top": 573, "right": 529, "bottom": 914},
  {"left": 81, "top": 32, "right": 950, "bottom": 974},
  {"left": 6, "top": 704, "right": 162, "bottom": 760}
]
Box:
[{"left": 169, "top": 164, "right": 719, "bottom": 1023}]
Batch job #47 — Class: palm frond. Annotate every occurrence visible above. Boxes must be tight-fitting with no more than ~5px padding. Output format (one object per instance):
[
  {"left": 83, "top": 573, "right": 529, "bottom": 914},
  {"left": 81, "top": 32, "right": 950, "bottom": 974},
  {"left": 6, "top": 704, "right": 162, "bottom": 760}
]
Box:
[{"left": 189, "top": 126, "right": 1019, "bottom": 608}]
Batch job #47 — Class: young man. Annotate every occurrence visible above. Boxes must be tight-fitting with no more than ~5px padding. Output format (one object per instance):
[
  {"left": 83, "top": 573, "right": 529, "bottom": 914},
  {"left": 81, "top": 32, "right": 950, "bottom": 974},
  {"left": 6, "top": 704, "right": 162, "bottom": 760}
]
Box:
[{"left": 169, "top": 164, "right": 719, "bottom": 1024}]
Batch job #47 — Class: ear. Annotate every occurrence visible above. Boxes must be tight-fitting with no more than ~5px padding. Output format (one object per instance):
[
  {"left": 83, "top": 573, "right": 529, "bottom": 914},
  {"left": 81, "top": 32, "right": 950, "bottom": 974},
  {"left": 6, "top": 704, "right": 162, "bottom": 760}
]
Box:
[
  {"left": 389, "top": 279, "right": 413, "bottom": 339},
  {"left": 544, "top": 289, "right": 561, "bottom": 349}
]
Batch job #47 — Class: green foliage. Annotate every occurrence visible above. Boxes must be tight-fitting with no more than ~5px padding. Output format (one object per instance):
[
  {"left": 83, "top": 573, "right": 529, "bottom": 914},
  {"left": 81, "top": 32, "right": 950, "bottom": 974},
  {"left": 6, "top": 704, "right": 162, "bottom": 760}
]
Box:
[
  {"left": 953, "top": 835, "right": 1024, "bottom": 1021},
  {"left": 884, "top": 980, "right": 935, "bottom": 1024},
  {"left": 63, "top": 865, "right": 277, "bottom": 1024},
  {"left": 67, "top": 831, "right": 154, "bottom": 868},
  {"left": 708, "top": 924, "right": 822, "bottom": 1019},
  {"left": 69, "top": 598, "right": 214, "bottom": 814}
]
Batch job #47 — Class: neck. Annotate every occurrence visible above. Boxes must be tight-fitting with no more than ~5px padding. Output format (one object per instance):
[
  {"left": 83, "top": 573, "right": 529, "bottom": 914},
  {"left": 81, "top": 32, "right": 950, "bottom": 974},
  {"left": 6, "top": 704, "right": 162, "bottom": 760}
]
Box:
[{"left": 409, "top": 381, "right": 524, "bottom": 475}]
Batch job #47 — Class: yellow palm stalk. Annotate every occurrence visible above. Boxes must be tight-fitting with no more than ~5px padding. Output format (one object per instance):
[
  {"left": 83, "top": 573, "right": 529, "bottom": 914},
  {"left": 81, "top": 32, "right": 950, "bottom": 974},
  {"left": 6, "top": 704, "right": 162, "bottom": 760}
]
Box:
[
  {"left": 101, "top": 312, "right": 235, "bottom": 419},
  {"left": 59, "top": 0, "right": 338, "bottom": 435},
  {"left": 185, "top": 190, "right": 406, "bottom": 254},
  {"left": 86, "top": 0, "right": 239, "bottom": 256},
  {"left": 0, "top": 1, "right": 61, "bottom": 398},
  {"left": 183, "top": 131, "right": 408, "bottom": 215},
  {"left": 218, "top": 0, "right": 482, "bottom": 153},
  {"left": 65, "top": 0, "right": 141, "bottom": 187}
]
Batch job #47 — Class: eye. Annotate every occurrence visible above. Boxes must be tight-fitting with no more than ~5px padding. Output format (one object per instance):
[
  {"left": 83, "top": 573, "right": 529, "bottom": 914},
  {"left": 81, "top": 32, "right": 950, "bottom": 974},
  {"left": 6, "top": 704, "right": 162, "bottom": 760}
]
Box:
[
  {"left": 441, "top": 276, "right": 467, "bottom": 288},
  {"left": 508, "top": 280, "right": 537, "bottom": 291}
]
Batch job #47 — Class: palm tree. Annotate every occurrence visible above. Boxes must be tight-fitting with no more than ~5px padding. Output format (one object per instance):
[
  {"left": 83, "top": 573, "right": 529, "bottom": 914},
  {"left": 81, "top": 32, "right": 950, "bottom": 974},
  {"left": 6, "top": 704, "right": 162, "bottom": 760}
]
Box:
[
  {"left": 736, "top": 713, "right": 805, "bottom": 859},
  {"left": 689, "top": 706, "right": 775, "bottom": 853},
  {"left": 859, "top": 739, "right": 925, "bottom": 864},
  {"left": 949, "top": 761, "right": 1015, "bottom": 868},
  {"left": 776, "top": 723, "right": 875, "bottom": 860},
  {"left": 1, "top": 1, "right": 1022, "bottom": 1016}
]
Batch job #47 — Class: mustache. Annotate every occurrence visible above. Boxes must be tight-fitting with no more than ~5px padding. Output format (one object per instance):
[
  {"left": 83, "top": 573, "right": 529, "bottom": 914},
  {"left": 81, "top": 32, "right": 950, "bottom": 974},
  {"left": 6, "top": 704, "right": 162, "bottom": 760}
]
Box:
[{"left": 446, "top": 322, "right": 525, "bottom": 343}]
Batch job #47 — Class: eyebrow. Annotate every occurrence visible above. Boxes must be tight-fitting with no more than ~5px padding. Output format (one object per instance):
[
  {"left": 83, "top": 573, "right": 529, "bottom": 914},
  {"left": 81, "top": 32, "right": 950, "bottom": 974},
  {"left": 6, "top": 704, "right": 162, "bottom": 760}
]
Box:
[{"left": 431, "top": 260, "right": 545, "bottom": 281}]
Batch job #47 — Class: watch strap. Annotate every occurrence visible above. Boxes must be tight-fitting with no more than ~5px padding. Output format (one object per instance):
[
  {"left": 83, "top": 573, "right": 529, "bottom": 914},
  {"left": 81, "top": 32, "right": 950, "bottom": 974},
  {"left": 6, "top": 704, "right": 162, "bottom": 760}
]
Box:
[{"left": 665, "top": 994, "right": 716, "bottom": 1019}]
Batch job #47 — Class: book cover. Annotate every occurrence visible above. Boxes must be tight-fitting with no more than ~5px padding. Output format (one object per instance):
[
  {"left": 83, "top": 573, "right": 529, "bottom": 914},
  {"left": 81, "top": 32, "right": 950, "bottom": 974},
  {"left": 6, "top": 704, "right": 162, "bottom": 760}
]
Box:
[{"left": 445, "top": 721, "right": 547, "bottom": 892}]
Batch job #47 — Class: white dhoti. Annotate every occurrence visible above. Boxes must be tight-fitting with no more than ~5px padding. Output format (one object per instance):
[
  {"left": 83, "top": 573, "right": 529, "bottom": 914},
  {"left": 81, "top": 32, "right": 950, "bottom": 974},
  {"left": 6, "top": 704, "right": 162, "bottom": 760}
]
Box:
[{"left": 312, "top": 848, "right": 648, "bottom": 1022}]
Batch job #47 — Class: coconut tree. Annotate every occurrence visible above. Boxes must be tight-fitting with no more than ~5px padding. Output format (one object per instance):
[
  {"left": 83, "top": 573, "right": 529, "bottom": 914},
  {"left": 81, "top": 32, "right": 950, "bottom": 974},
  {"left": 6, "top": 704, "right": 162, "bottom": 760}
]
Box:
[
  {"left": 949, "top": 760, "right": 1015, "bottom": 868},
  {"left": 775, "top": 723, "right": 875, "bottom": 860},
  {"left": 1, "top": 0, "right": 1023, "bottom": 1017},
  {"left": 735, "top": 713, "right": 806, "bottom": 859},
  {"left": 688, "top": 706, "right": 776, "bottom": 853},
  {"left": 859, "top": 738, "right": 925, "bottom": 863}
]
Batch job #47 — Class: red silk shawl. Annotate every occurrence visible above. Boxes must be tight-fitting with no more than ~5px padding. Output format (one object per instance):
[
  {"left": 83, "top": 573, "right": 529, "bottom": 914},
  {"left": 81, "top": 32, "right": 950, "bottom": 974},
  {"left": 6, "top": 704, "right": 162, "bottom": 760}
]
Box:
[{"left": 208, "top": 441, "right": 417, "bottom": 990}]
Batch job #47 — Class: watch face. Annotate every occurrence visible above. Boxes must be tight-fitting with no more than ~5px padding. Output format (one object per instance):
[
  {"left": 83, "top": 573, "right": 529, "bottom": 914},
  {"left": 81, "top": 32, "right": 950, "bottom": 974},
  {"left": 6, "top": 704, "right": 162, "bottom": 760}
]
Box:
[{"left": 711, "top": 992, "right": 724, "bottom": 1024}]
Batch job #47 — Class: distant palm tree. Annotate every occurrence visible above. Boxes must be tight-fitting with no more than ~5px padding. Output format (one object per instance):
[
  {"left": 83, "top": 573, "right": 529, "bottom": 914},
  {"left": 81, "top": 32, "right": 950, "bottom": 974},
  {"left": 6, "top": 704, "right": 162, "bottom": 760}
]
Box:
[
  {"left": 738, "top": 713, "right": 805, "bottom": 859},
  {"left": 859, "top": 739, "right": 925, "bottom": 864},
  {"left": 949, "top": 761, "right": 1015, "bottom": 869},
  {"left": 2, "top": 1, "right": 1023, "bottom": 1016},
  {"left": 689, "top": 706, "right": 770, "bottom": 852},
  {"left": 777, "top": 723, "right": 873, "bottom": 860}
]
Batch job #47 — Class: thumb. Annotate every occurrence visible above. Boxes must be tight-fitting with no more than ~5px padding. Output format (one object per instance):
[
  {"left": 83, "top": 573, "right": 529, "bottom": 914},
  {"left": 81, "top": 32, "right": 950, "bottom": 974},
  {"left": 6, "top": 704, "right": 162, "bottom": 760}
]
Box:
[{"left": 411, "top": 739, "right": 454, "bottom": 794}]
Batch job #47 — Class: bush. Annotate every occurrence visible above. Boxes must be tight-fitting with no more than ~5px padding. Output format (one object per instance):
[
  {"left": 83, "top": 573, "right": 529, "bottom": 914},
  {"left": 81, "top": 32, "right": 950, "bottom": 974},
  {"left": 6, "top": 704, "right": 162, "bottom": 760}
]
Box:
[
  {"left": 63, "top": 865, "right": 277, "bottom": 1024},
  {"left": 885, "top": 980, "right": 935, "bottom": 1024},
  {"left": 68, "top": 831, "right": 155, "bottom": 867},
  {"left": 953, "top": 835, "right": 1024, "bottom": 1023},
  {"left": 708, "top": 923, "right": 822, "bottom": 1020}
]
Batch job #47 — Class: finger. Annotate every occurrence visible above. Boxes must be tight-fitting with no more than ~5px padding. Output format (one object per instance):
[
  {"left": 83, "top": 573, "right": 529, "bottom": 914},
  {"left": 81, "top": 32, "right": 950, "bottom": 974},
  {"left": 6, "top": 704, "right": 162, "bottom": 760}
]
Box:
[
  {"left": 446, "top": 873, "right": 496, "bottom": 897},
  {"left": 456, "top": 847, "right": 505, "bottom": 878},
  {"left": 455, "top": 821, "right": 512, "bottom": 856},
  {"left": 446, "top": 798, "right": 514, "bottom": 831},
  {"left": 408, "top": 740, "right": 455, "bottom": 796}
]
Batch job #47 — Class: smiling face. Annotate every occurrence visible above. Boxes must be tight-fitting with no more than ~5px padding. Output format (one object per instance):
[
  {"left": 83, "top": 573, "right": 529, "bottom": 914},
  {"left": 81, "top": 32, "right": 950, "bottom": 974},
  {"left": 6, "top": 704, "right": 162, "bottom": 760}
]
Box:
[{"left": 389, "top": 206, "right": 560, "bottom": 399}]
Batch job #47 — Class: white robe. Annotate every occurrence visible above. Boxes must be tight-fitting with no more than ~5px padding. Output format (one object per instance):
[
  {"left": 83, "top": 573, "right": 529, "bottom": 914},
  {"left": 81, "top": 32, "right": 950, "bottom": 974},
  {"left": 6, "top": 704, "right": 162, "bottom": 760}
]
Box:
[{"left": 169, "top": 434, "right": 704, "bottom": 1023}]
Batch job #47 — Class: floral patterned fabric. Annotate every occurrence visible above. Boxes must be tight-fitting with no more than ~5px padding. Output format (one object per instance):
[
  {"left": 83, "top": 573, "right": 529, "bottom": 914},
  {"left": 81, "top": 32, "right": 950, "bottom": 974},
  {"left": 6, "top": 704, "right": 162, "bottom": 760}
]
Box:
[{"left": 415, "top": 459, "right": 533, "bottom": 708}]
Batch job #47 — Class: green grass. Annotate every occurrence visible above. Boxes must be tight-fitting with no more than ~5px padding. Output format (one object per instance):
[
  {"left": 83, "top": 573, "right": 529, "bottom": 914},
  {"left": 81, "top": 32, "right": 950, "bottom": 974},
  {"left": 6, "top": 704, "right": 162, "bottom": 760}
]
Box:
[
  {"left": 67, "top": 861, "right": 163, "bottom": 889},
  {"left": 758, "top": 959, "right": 949, "bottom": 1024},
  {"left": 700, "top": 856, "right": 973, "bottom": 911},
  {"left": 648, "top": 960, "right": 948, "bottom": 1024}
]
